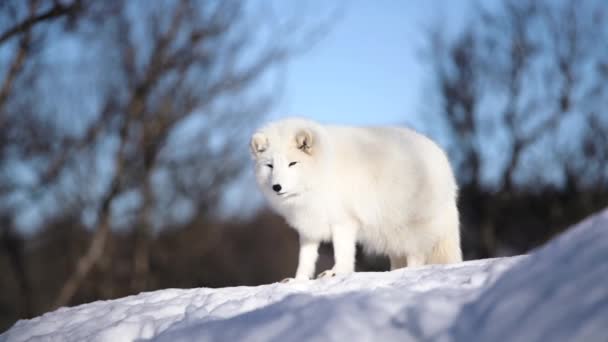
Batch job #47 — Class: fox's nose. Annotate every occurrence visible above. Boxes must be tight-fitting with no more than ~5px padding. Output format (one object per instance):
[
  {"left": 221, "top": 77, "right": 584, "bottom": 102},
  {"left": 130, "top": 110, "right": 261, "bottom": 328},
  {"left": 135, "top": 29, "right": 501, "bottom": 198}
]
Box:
[{"left": 272, "top": 184, "right": 282, "bottom": 192}]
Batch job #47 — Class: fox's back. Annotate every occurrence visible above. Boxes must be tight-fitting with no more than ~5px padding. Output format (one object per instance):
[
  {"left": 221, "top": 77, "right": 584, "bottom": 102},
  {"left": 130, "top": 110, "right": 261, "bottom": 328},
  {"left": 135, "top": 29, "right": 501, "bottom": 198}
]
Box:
[{"left": 320, "top": 124, "right": 457, "bottom": 223}]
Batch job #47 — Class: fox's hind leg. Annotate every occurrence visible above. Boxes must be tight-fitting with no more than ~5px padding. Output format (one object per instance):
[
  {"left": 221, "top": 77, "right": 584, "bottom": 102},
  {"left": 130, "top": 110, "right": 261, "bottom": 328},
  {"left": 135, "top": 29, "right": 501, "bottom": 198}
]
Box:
[
  {"left": 389, "top": 253, "right": 426, "bottom": 270},
  {"left": 405, "top": 254, "right": 425, "bottom": 267}
]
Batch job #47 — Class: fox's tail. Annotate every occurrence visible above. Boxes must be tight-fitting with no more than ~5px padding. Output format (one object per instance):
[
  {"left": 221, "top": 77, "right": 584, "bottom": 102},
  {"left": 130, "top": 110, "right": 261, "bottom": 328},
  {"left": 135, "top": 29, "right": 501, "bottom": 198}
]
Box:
[{"left": 427, "top": 203, "right": 462, "bottom": 264}]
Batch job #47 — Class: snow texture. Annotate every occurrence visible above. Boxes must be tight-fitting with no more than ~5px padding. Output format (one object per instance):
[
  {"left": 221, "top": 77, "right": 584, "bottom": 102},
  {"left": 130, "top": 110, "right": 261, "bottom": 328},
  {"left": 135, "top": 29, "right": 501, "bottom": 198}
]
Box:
[{"left": 1, "top": 209, "right": 607, "bottom": 342}]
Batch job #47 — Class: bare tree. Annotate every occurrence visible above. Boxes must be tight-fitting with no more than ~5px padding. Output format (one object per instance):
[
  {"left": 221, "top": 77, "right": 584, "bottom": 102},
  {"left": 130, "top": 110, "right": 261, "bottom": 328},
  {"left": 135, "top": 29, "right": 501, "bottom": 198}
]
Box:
[
  {"left": 0, "top": 0, "right": 91, "bottom": 320},
  {"left": 0, "top": 0, "right": 326, "bottom": 316},
  {"left": 48, "top": 0, "right": 298, "bottom": 308},
  {"left": 424, "top": 0, "right": 608, "bottom": 258}
]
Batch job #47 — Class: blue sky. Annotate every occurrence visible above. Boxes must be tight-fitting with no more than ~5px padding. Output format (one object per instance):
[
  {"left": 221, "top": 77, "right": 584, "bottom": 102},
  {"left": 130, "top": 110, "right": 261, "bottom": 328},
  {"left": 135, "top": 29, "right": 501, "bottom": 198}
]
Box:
[{"left": 268, "top": 1, "right": 474, "bottom": 128}]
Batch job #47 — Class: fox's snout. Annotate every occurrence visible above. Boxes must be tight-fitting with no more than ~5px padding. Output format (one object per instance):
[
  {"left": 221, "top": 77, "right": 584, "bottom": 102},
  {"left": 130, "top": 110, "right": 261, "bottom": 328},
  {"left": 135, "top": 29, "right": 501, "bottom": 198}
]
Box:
[{"left": 272, "top": 184, "right": 282, "bottom": 193}]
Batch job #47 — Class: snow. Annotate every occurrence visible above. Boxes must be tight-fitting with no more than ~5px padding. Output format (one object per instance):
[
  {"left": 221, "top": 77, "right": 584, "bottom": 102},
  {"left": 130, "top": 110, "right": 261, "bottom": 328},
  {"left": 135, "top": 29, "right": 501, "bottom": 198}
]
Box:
[
  {"left": 2, "top": 209, "right": 607, "bottom": 342},
  {"left": 448, "top": 208, "right": 608, "bottom": 341}
]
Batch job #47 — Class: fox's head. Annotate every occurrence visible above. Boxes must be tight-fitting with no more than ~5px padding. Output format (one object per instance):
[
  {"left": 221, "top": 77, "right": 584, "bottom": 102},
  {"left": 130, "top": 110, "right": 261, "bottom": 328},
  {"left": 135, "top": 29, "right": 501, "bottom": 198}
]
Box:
[{"left": 250, "top": 120, "right": 320, "bottom": 205}]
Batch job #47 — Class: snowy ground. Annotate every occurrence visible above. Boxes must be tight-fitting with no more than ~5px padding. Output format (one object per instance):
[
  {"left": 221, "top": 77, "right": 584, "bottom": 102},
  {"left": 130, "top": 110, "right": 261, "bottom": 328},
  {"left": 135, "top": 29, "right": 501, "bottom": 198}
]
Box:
[{"left": 2, "top": 209, "right": 607, "bottom": 342}]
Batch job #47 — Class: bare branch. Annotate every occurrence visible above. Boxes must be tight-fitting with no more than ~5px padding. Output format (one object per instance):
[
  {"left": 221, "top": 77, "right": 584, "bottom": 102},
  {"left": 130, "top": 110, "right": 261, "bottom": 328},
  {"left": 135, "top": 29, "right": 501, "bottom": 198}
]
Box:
[
  {"left": 0, "top": 34, "right": 30, "bottom": 112},
  {"left": 0, "top": 0, "right": 82, "bottom": 45}
]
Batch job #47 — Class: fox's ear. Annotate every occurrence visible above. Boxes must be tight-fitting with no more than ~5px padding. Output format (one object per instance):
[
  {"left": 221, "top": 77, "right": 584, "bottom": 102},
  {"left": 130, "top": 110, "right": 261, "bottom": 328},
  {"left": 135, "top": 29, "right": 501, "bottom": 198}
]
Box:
[
  {"left": 250, "top": 133, "right": 268, "bottom": 156},
  {"left": 295, "top": 129, "right": 313, "bottom": 154}
]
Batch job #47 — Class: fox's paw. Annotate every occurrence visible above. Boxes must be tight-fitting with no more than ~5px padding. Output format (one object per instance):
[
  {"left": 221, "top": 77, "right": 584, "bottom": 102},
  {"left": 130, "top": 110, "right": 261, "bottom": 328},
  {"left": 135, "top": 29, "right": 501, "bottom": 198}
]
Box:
[{"left": 316, "top": 269, "right": 336, "bottom": 279}]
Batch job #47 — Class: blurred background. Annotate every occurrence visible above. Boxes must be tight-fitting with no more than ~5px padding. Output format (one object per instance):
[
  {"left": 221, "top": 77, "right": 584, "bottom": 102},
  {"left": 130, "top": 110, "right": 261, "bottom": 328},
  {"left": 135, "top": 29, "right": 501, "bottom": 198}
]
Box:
[{"left": 1, "top": 0, "right": 607, "bottom": 331}]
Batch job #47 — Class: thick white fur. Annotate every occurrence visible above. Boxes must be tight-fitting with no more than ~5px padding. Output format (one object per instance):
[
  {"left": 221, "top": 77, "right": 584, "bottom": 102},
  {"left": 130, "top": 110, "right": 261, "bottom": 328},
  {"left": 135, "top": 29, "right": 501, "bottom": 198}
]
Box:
[{"left": 250, "top": 117, "right": 462, "bottom": 280}]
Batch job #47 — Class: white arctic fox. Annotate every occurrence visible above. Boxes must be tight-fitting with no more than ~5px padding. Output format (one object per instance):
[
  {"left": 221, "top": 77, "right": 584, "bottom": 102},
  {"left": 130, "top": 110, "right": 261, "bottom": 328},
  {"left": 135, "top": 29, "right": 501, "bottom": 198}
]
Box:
[{"left": 250, "top": 117, "right": 462, "bottom": 280}]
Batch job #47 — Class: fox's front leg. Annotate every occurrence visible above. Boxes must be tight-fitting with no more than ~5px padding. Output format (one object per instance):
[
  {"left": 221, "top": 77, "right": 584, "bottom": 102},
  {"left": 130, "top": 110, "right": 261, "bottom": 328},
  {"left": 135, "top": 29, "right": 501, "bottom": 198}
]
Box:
[
  {"left": 317, "top": 224, "right": 356, "bottom": 278},
  {"left": 292, "top": 236, "right": 320, "bottom": 280}
]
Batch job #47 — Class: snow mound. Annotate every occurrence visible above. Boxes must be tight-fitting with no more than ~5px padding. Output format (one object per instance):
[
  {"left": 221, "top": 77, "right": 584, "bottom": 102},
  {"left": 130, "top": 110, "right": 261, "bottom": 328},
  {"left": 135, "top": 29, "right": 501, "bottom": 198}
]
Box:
[
  {"left": 2, "top": 209, "right": 607, "bottom": 342},
  {"left": 447, "top": 208, "right": 608, "bottom": 341}
]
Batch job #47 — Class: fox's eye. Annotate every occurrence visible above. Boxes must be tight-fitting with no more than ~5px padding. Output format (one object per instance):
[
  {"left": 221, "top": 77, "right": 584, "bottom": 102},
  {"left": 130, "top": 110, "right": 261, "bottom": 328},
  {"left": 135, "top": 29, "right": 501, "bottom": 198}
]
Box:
[
  {"left": 266, "top": 164, "right": 273, "bottom": 169},
  {"left": 289, "top": 161, "right": 297, "bottom": 167}
]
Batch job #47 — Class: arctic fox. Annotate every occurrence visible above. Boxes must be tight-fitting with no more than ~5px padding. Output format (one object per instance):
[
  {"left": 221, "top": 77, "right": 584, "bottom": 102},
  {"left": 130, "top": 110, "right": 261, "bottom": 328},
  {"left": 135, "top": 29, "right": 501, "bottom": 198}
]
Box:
[{"left": 250, "top": 117, "right": 462, "bottom": 280}]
